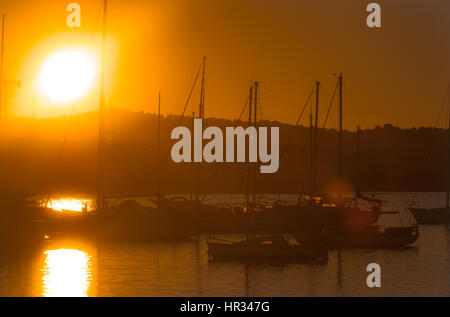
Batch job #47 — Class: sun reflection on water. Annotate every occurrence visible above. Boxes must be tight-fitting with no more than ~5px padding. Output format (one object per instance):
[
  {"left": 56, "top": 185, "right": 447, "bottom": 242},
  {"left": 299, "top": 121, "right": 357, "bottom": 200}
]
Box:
[
  {"left": 46, "top": 198, "right": 91, "bottom": 212},
  {"left": 41, "top": 248, "right": 92, "bottom": 297}
]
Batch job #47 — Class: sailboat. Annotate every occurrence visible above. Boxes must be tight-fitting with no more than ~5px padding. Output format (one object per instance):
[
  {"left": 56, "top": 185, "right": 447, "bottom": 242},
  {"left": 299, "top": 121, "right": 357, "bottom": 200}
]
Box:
[
  {"left": 321, "top": 126, "right": 419, "bottom": 248},
  {"left": 36, "top": 0, "right": 197, "bottom": 241},
  {"left": 94, "top": 95, "right": 196, "bottom": 241},
  {"left": 283, "top": 74, "right": 417, "bottom": 247},
  {"left": 207, "top": 235, "right": 328, "bottom": 261},
  {"left": 409, "top": 85, "right": 450, "bottom": 224},
  {"left": 207, "top": 81, "right": 329, "bottom": 262},
  {"left": 323, "top": 74, "right": 381, "bottom": 228},
  {"left": 271, "top": 76, "right": 381, "bottom": 243}
]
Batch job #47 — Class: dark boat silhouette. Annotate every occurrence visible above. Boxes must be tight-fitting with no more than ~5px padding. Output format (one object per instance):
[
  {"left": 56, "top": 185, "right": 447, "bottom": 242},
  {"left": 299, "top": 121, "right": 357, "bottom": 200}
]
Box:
[
  {"left": 322, "top": 225, "right": 419, "bottom": 248},
  {"left": 409, "top": 206, "right": 450, "bottom": 224},
  {"left": 207, "top": 235, "right": 328, "bottom": 262},
  {"left": 278, "top": 194, "right": 381, "bottom": 243},
  {"left": 409, "top": 85, "right": 450, "bottom": 224},
  {"left": 34, "top": 198, "right": 198, "bottom": 241},
  {"left": 207, "top": 81, "right": 328, "bottom": 262},
  {"left": 287, "top": 196, "right": 419, "bottom": 248},
  {"left": 33, "top": 11, "right": 205, "bottom": 242},
  {"left": 257, "top": 76, "right": 382, "bottom": 243},
  {"left": 277, "top": 75, "right": 418, "bottom": 248},
  {"left": 87, "top": 57, "right": 215, "bottom": 241}
]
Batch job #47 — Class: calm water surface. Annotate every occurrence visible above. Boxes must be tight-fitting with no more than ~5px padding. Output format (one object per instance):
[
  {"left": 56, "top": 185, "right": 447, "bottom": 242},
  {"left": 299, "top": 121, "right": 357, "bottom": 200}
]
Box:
[{"left": 1, "top": 192, "right": 449, "bottom": 297}]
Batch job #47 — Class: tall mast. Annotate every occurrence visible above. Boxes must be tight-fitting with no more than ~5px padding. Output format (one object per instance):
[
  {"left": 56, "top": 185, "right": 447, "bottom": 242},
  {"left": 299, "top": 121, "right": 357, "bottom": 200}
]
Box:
[
  {"left": 246, "top": 85, "right": 253, "bottom": 241},
  {"left": 313, "top": 81, "right": 319, "bottom": 194},
  {"left": 0, "top": 15, "right": 5, "bottom": 120},
  {"left": 253, "top": 82, "right": 258, "bottom": 125},
  {"left": 338, "top": 73, "right": 343, "bottom": 198},
  {"left": 356, "top": 125, "right": 360, "bottom": 198},
  {"left": 253, "top": 81, "right": 259, "bottom": 209},
  {"left": 195, "top": 57, "right": 206, "bottom": 203},
  {"left": 246, "top": 86, "right": 253, "bottom": 210},
  {"left": 199, "top": 56, "right": 206, "bottom": 119},
  {"left": 191, "top": 111, "right": 195, "bottom": 202},
  {"left": 157, "top": 91, "right": 161, "bottom": 203},
  {"left": 97, "top": 0, "right": 107, "bottom": 213},
  {"left": 447, "top": 85, "right": 450, "bottom": 208},
  {"left": 309, "top": 104, "right": 314, "bottom": 197}
]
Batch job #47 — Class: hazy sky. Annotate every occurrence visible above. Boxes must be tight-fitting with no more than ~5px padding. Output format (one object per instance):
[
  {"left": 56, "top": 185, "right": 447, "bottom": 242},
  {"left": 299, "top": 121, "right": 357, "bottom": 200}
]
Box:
[{"left": 1, "top": 0, "right": 449, "bottom": 129}]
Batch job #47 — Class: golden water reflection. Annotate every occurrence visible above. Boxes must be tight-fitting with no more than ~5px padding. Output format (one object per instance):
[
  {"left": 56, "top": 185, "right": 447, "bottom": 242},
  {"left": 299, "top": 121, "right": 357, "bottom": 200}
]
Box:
[
  {"left": 41, "top": 248, "right": 93, "bottom": 297},
  {"left": 46, "top": 198, "right": 92, "bottom": 212}
]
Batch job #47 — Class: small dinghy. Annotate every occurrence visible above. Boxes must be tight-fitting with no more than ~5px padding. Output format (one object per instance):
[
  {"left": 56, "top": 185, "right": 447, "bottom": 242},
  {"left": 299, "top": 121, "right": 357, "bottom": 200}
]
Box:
[
  {"left": 207, "top": 235, "right": 328, "bottom": 262},
  {"left": 322, "top": 224, "right": 419, "bottom": 248}
]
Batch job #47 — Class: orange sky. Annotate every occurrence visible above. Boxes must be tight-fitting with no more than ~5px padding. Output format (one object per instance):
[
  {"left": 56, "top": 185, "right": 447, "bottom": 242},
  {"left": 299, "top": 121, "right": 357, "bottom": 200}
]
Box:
[{"left": 0, "top": 0, "right": 449, "bottom": 129}]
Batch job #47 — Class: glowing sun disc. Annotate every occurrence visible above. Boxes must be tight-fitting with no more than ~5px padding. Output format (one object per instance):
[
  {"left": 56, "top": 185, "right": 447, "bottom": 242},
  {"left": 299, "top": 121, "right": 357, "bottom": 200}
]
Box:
[{"left": 38, "top": 50, "right": 95, "bottom": 102}]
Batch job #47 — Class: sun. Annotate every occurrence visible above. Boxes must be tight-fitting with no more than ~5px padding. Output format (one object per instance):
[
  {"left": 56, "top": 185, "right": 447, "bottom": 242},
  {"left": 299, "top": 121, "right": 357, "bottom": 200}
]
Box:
[{"left": 38, "top": 50, "right": 96, "bottom": 103}]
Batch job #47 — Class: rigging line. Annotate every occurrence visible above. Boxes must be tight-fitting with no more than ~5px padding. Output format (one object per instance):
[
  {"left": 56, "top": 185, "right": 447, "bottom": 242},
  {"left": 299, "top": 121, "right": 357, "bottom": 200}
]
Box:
[
  {"left": 425, "top": 85, "right": 450, "bottom": 163},
  {"left": 160, "top": 66, "right": 202, "bottom": 170},
  {"left": 434, "top": 86, "right": 449, "bottom": 128},
  {"left": 316, "top": 81, "right": 339, "bottom": 150},
  {"left": 256, "top": 85, "right": 316, "bottom": 205},
  {"left": 44, "top": 101, "right": 78, "bottom": 208},
  {"left": 88, "top": 0, "right": 103, "bottom": 50},
  {"left": 175, "top": 67, "right": 202, "bottom": 127},
  {"left": 279, "top": 86, "right": 316, "bottom": 162},
  {"left": 200, "top": 95, "right": 250, "bottom": 202},
  {"left": 237, "top": 96, "right": 250, "bottom": 122}
]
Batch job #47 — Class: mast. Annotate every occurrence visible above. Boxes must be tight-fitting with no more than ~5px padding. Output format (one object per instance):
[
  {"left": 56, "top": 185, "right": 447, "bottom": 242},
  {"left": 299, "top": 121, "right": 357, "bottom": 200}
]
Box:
[
  {"left": 309, "top": 104, "right": 314, "bottom": 197},
  {"left": 199, "top": 56, "right": 206, "bottom": 119},
  {"left": 195, "top": 57, "right": 206, "bottom": 203},
  {"left": 338, "top": 73, "right": 343, "bottom": 198},
  {"left": 157, "top": 91, "right": 161, "bottom": 203},
  {"left": 313, "top": 81, "right": 319, "bottom": 194},
  {"left": 356, "top": 125, "right": 361, "bottom": 198},
  {"left": 191, "top": 111, "right": 195, "bottom": 202},
  {"left": 246, "top": 85, "right": 253, "bottom": 241},
  {"left": 246, "top": 86, "right": 253, "bottom": 210},
  {"left": 97, "top": 0, "right": 107, "bottom": 213},
  {"left": 447, "top": 85, "right": 450, "bottom": 208},
  {"left": 253, "top": 81, "right": 259, "bottom": 209},
  {"left": 0, "top": 15, "right": 5, "bottom": 120}
]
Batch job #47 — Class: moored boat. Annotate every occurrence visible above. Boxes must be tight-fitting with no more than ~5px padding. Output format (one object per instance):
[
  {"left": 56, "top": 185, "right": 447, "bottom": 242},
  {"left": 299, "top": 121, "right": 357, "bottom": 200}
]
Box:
[
  {"left": 409, "top": 85, "right": 450, "bottom": 224},
  {"left": 207, "top": 236, "right": 328, "bottom": 262},
  {"left": 321, "top": 224, "right": 419, "bottom": 248},
  {"left": 207, "top": 82, "right": 328, "bottom": 263},
  {"left": 409, "top": 207, "right": 450, "bottom": 224},
  {"left": 35, "top": 198, "right": 197, "bottom": 241}
]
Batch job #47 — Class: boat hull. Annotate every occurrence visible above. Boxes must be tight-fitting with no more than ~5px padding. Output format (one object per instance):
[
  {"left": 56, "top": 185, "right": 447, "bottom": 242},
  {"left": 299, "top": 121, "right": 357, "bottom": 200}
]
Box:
[
  {"left": 409, "top": 207, "right": 450, "bottom": 224},
  {"left": 207, "top": 241, "right": 328, "bottom": 262},
  {"left": 319, "top": 226, "right": 419, "bottom": 248},
  {"left": 40, "top": 209, "right": 197, "bottom": 242}
]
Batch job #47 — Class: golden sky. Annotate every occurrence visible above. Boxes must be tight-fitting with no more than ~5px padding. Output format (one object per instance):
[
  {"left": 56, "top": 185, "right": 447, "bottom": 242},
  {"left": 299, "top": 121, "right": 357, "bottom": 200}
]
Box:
[{"left": 1, "top": 0, "right": 449, "bottom": 129}]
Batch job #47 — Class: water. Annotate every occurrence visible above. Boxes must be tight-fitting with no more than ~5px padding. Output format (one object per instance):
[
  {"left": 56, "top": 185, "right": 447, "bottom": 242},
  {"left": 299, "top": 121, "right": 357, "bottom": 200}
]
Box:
[{"left": 1, "top": 192, "right": 450, "bottom": 297}]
